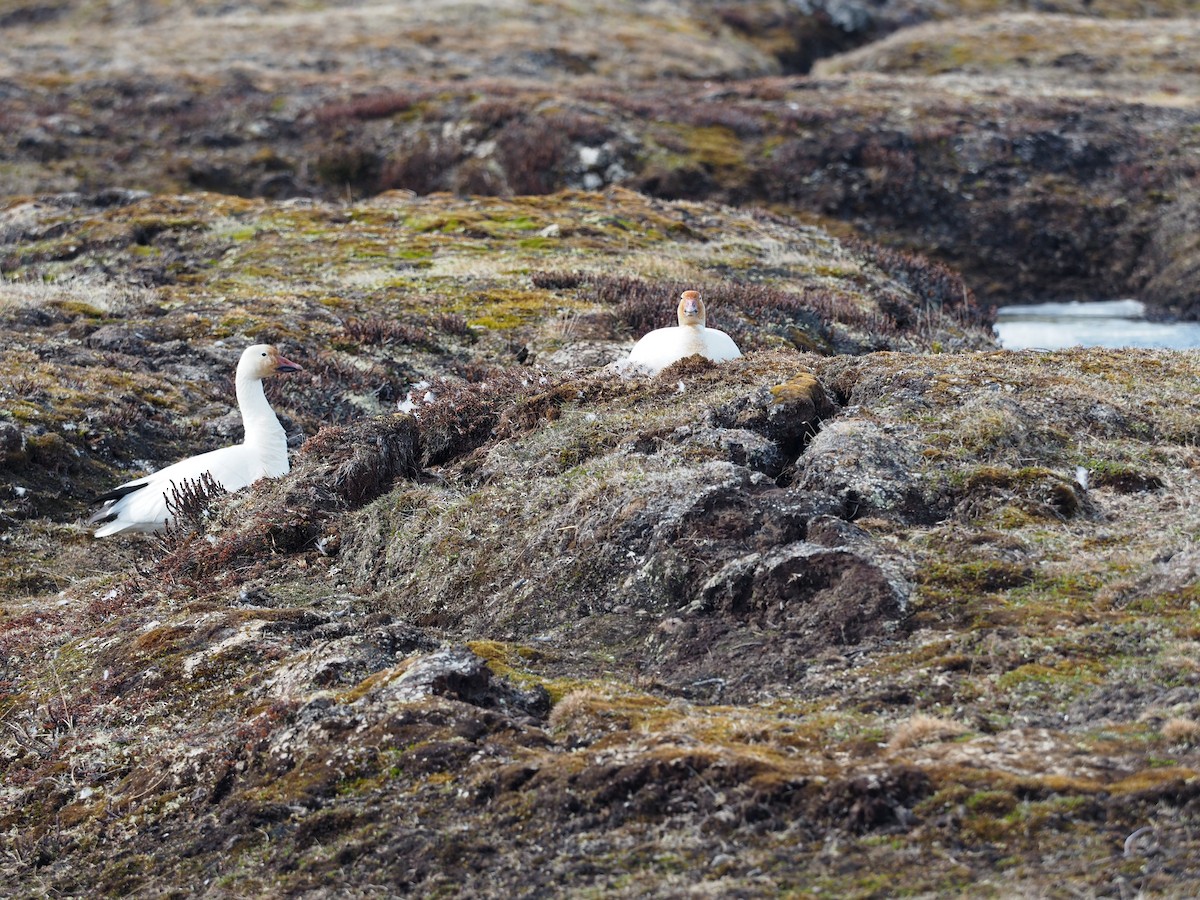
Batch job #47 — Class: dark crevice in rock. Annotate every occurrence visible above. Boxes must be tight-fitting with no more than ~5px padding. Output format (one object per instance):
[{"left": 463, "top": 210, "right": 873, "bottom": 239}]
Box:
[{"left": 712, "top": 371, "right": 840, "bottom": 484}]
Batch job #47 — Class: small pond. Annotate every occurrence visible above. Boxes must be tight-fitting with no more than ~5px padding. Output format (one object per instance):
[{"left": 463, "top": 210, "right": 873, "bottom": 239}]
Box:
[{"left": 993, "top": 299, "right": 1200, "bottom": 350}]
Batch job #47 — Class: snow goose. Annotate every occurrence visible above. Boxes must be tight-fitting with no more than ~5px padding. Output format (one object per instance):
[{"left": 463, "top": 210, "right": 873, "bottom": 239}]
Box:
[
  {"left": 625, "top": 290, "right": 742, "bottom": 375},
  {"left": 89, "top": 343, "right": 302, "bottom": 537}
]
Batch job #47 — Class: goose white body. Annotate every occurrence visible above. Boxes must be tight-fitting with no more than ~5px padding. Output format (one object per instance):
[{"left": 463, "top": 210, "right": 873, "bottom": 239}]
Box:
[
  {"left": 625, "top": 291, "right": 742, "bottom": 375},
  {"left": 90, "top": 344, "right": 301, "bottom": 537}
]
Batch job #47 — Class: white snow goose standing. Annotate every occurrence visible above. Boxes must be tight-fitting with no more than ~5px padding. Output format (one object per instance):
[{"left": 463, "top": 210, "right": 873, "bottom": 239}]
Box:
[
  {"left": 89, "top": 343, "right": 302, "bottom": 537},
  {"left": 624, "top": 290, "right": 742, "bottom": 375}
]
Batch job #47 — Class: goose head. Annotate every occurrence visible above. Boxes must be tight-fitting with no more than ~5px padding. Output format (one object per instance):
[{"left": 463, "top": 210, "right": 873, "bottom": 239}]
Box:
[
  {"left": 676, "top": 290, "right": 706, "bottom": 328},
  {"left": 238, "top": 344, "right": 303, "bottom": 382}
]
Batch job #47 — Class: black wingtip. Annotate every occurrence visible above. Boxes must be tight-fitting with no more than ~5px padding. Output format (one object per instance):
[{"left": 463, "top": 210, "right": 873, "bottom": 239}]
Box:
[{"left": 92, "top": 480, "right": 149, "bottom": 505}]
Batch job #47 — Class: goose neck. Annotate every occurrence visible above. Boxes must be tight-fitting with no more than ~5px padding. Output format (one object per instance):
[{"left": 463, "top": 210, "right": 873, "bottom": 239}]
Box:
[{"left": 236, "top": 376, "right": 284, "bottom": 444}]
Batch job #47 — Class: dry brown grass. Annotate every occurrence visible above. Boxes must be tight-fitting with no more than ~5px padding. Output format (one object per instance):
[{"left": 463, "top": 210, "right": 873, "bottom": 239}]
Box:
[
  {"left": 889, "top": 714, "right": 970, "bottom": 749},
  {"left": 547, "top": 688, "right": 613, "bottom": 733},
  {"left": 1161, "top": 717, "right": 1200, "bottom": 746}
]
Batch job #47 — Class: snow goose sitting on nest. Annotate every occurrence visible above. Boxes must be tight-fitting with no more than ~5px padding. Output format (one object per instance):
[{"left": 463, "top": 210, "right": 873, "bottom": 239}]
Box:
[
  {"left": 89, "top": 343, "right": 302, "bottom": 537},
  {"left": 624, "top": 290, "right": 742, "bottom": 375}
]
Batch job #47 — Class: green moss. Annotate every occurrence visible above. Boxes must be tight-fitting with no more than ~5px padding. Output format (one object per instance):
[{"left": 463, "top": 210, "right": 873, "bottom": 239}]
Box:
[
  {"left": 394, "top": 247, "right": 433, "bottom": 260},
  {"left": 226, "top": 226, "right": 261, "bottom": 242},
  {"left": 1006, "top": 569, "right": 1109, "bottom": 611},
  {"left": 480, "top": 214, "right": 546, "bottom": 235},
  {"left": 990, "top": 505, "right": 1037, "bottom": 529},
  {"left": 919, "top": 559, "right": 1034, "bottom": 595},
  {"left": 670, "top": 124, "right": 747, "bottom": 173},
  {"left": 215, "top": 313, "right": 262, "bottom": 336},
  {"left": 459, "top": 288, "right": 554, "bottom": 330},
  {"left": 49, "top": 299, "right": 105, "bottom": 318},
  {"left": 966, "top": 789, "right": 1017, "bottom": 815},
  {"left": 7, "top": 400, "right": 43, "bottom": 423},
  {"left": 995, "top": 660, "right": 1105, "bottom": 692}
]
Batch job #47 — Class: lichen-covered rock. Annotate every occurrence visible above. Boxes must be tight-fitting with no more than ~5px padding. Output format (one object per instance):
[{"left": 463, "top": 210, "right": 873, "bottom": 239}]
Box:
[
  {"left": 380, "top": 646, "right": 551, "bottom": 720},
  {"left": 266, "top": 617, "right": 439, "bottom": 696},
  {"left": 794, "top": 417, "right": 934, "bottom": 521}
]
